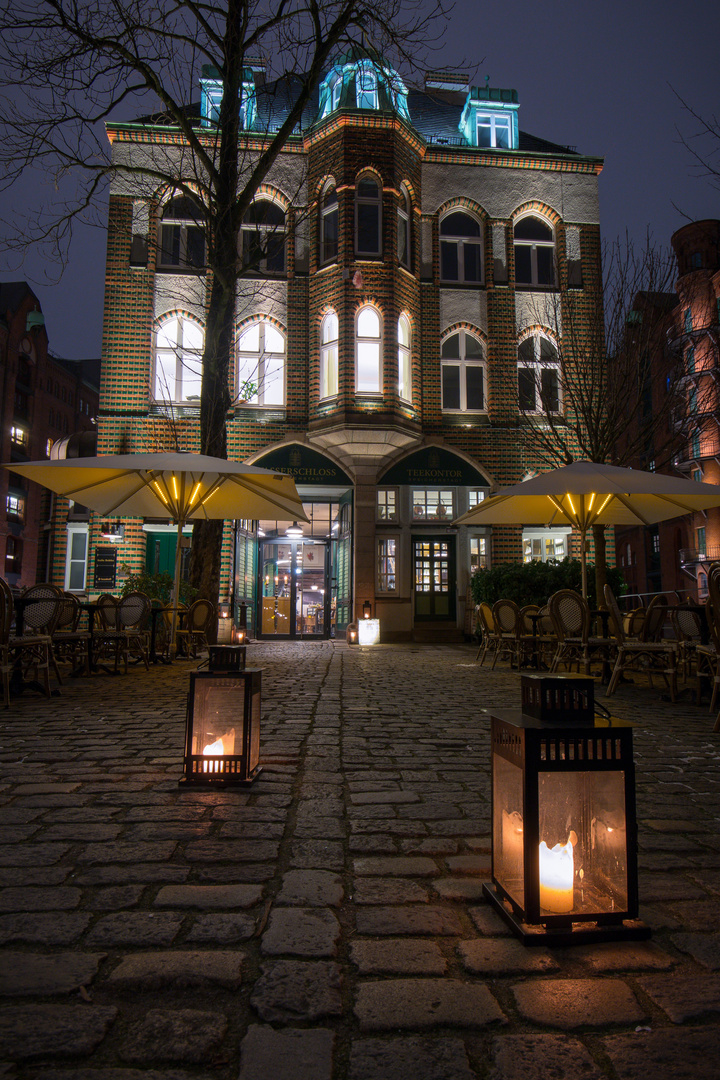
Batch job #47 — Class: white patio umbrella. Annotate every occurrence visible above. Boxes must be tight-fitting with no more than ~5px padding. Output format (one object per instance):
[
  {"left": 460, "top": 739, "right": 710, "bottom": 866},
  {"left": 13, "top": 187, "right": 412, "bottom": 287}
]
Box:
[
  {"left": 454, "top": 459, "right": 720, "bottom": 598},
  {"left": 5, "top": 452, "right": 309, "bottom": 651}
]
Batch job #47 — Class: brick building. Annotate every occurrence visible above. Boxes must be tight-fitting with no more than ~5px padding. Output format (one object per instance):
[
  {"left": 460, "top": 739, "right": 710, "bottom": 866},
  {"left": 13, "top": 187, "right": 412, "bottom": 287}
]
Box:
[
  {"left": 616, "top": 219, "right": 720, "bottom": 603},
  {"left": 76, "top": 52, "right": 603, "bottom": 640},
  {"left": 1, "top": 282, "right": 100, "bottom": 590}
]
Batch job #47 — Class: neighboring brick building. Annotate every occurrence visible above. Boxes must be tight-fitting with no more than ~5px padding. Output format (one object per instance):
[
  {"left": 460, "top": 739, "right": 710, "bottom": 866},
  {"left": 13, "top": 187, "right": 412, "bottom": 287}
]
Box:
[
  {"left": 80, "top": 51, "right": 604, "bottom": 640},
  {"left": 616, "top": 219, "right": 720, "bottom": 603},
  {"left": 0, "top": 282, "right": 100, "bottom": 590}
]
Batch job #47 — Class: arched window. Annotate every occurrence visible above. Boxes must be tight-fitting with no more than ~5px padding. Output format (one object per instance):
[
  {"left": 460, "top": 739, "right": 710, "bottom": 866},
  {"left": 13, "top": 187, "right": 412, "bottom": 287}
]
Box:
[
  {"left": 440, "top": 330, "right": 486, "bottom": 412},
  {"left": 320, "top": 185, "right": 338, "bottom": 265},
  {"left": 237, "top": 320, "right": 285, "bottom": 407},
  {"left": 398, "top": 315, "right": 411, "bottom": 402},
  {"left": 356, "top": 175, "right": 381, "bottom": 257},
  {"left": 356, "top": 305, "right": 382, "bottom": 393},
  {"left": 517, "top": 333, "right": 560, "bottom": 413},
  {"left": 514, "top": 216, "right": 556, "bottom": 286},
  {"left": 440, "top": 211, "right": 482, "bottom": 283},
  {"left": 158, "top": 196, "right": 205, "bottom": 270},
  {"left": 154, "top": 316, "right": 204, "bottom": 403},
  {"left": 241, "top": 199, "right": 286, "bottom": 274},
  {"left": 397, "top": 185, "right": 411, "bottom": 267},
  {"left": 356, "top": 64, "right": 378, "bottom": 109},
  {"left": 320, "top": 311, "right": 339, "bottom": 400}
]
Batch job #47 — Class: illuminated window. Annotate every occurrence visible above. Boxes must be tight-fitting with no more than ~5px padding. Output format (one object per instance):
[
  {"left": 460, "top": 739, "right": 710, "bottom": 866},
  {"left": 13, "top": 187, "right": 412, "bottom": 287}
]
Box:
[
  {"left": 237, "top": 321, "right": 285, "bottom": 407},
  {"left": 377, "top": 489, "right": 397, "bottom": 521},
  {"left": 158, "top": 196, "right": 205, "bottom": 270},
  {"left": 320, "top": 185, "right": 338, "bottom": 264},
  {"left": 440, "top": 211, "right": 482, "bottom": 283},
  {"left": 377, "top": 537, "right": 397, "bottom": 592},
  {"left": 241, "top": 199, "right": 286, "bottom": 274},
  {"left": 468, "top": 490, "right": 486, "bottom": 508},
  {"left": 65, "top": 525, "right": 89, "bottom": 591},
  {"left": 412, "top": 489, "right": 453, "bottom": 521},
  {"left": 320, "top": 312, "right": 338, "bottom": 400},
  {"left": 398, "top": 315, "right": 412, "bottom": 402},
  {"left": 356, "top": 64, "right": 378, "bottom": 109},
  {"left": 154, "top": 316, "right": 203, "bottom": 404},
  {"left": 518, "top": 334, "right": 560, "bottom": 414},
  {"left": 11, "top": 425, "right": 28, "bottom": 450},
  {"left": 355, "top": 305, "right": 382, "bottom": 393},
  {"left": 523, "top": 529, "right": 568, "bottom": 563},
  {"left": 397, "top": 185, "right": 411, "bottom": 267},
  {"left": 6, "top": 490, "right": 25, "bottom": 520},
  {"left": 476, "top": 113, "right": 511, "bottom": 148},
  {"left": 355, "top": 175, "right": 381, "bottom": 257},
  {"left": 514, "top": 216, "right": 556, "bottom": 286},
  {"left": 470, "top": 536, "right": 488, "bottom": 573},
  {"left": 441, "top": 330, "right": 486, "bottom": 412}
]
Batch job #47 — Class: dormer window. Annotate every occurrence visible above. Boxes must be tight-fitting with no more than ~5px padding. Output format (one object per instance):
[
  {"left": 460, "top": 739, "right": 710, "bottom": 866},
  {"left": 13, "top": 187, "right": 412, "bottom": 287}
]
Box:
[
  {"left": 318, "top": 52, "right": 410, "bottom": 121},
  {"left": 459, "top": 85, "right": 519, "bottom": 149},
  {"left": 476, "top": 113, "right": 511, "bottom": 149},
  {"left": 200, "top": 64, "right": 256, "bottom": 130},
  {"left": 356, "top": 64, "right": 378, "bottom": 109}
]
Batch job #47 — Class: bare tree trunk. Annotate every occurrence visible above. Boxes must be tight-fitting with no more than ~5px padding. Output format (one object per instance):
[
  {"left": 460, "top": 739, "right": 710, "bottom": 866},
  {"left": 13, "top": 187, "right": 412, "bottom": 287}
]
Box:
[{"left": 593, "top": 523, "right": 608, "bottom": 606}]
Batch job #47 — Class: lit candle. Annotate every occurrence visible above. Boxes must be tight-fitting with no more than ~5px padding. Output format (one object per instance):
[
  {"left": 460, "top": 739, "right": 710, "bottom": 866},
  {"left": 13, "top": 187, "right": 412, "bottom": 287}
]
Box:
[
  {"left": 539, "top": 831, "right": 577, "bottom": 913},
  {"left": 202, "top": 728, "right": 235, "bottom": 772}
]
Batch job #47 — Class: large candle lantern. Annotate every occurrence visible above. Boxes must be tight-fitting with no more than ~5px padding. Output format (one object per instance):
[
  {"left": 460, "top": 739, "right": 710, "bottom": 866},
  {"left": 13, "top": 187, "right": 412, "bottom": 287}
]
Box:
[
  {"left": 179, "top": 655, "right": 261, "bottom": 787},
  {"left": 484, "top": 674, "right": 648, "bottom": 945}
]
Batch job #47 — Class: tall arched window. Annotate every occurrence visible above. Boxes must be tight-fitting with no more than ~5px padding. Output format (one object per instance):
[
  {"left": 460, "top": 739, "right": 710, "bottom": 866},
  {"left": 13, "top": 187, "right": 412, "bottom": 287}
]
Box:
[
  {"left": 440, "top": 329, "right": 486, "bottom": 412},
  {"left": 320, "top": 311, "right": 339, "bottom": 400},
  {"left": 514, "top": 216, "right": 556, "bottom": 286},
  {"left": 517, "top": 333, "right": 560, "bottom": 413},
  {"left": 355, "top": 175, "right": 382, "bottom": 257},
  {"left": 397, "top": 185, "right": 411, "bottom": 267},
  {"left": 158, "top": 196, "right": 205, "bottom": 270},
  {"left": 241, "top": 199, "right": 286, "bottom": 274},
  {"left": 398, "top": 314, "right": 411, "bottom": 402},
  {"left": 320, "top": 184, "right": 338, "bottom": 264},
  {"left": 356, "top": 305, "right": 382, "bottom": 393},
  {"left": 439, "top": 211, "right": 482, "bottom": 283},
  {"left": 356, "top": 64, "right": 378, "bottom": 109},
  {"left": 237, "top": 320, "right": 285, "bottom": 407},
  {"left": 154, "top": 316, "right": 204, "bottom": 403}
]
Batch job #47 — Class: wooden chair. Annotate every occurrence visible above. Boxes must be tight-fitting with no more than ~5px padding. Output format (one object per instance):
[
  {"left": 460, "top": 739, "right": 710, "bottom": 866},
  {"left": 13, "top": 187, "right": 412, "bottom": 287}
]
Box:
[
  {"left": 604, "top": 586, "right": 677, "bottom": 700},
  {"left": 175, "top": 599, "right": 215, "bottom": 658}
]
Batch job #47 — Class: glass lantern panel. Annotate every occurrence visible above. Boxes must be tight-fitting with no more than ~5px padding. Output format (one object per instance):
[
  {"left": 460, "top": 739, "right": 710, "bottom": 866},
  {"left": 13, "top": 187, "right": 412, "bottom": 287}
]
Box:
[
  {"left": 493, "top": 752, "right": 525, "bottom": 911},
  {"left": 190, "top": 677, "right": 245, "bottom": 773},
  {"left": 538, "top": 770, "right": 628, "bottom": 917},
  {"left": 249, "top": 683, "right": 261, "bottom": 772}
]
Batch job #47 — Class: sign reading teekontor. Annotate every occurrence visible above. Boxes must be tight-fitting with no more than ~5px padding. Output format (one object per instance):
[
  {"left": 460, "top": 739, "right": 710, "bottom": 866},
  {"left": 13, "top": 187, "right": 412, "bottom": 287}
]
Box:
[
  {"left": 253, "top": 444, "right": 352, "bottom": 487},
  {"left": 380, "top": 446, "right": 491, "bottom": 487}
]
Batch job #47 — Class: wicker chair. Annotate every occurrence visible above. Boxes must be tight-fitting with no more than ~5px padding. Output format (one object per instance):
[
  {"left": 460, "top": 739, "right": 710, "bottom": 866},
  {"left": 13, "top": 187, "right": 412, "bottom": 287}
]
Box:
[
  {"left": 604, "top": 586, "right": 677, "bottom": 700},
  {"left": 53, "top": 592, "right": 92, "bottom": 677},
  {"left": 93, "top": 591, "right": 151, "bottom": 673},
  {"left": 548, "top": 589, "right": 612, "bottom": 677},
  {"left": 175, "top": 599, "right": 215, "bottom": 659},
  {"left": 10, "top": 583, "right": 64, "bottom": 695},
  {"left": 491, "top": 598, "right": 534, "bottom": 669},
  {"left": 475, "top": 602, "right": 499, "bottom": 665}
]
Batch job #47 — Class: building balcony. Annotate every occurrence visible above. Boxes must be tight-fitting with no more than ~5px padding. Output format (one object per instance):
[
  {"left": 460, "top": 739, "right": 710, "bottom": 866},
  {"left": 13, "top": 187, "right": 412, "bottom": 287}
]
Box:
[
  {"left": 680, "top": 546, "right": 720, "bottom": 566},
  {"left": 673, "top": 434, "right": 720, "bottom": 469}
]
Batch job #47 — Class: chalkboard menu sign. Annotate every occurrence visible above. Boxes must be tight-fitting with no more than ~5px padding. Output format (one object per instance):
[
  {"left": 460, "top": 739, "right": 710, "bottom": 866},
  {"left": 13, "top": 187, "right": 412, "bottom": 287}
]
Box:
[{"left": 94, "top": 547, "right": 117, "bottom": 590}]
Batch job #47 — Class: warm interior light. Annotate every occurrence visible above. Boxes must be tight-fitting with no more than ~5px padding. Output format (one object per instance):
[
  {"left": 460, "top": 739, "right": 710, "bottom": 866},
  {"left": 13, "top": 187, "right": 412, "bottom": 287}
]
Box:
[
  {"left": 202, "top": 728, "right": 235, "bottom": 773},
  {"left": 286, "top": 521, "right": 303, "bottom": 538},
  {"left": 539, "top": 830, "right": 577, "bottom": 912}
]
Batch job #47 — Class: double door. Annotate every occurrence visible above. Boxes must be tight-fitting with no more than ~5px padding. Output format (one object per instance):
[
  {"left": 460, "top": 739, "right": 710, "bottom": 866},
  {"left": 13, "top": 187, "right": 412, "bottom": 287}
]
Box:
[
  {"left": 260, "top": 540, "right": 330, "bottom": 638},
  {"left": 413, "top": 537, "right": 456, "bottom": 620}
]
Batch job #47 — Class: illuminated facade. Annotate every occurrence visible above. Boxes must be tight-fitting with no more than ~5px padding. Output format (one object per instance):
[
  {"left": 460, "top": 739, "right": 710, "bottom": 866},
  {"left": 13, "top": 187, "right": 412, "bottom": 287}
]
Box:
[{"left": 76, "top": 52, "right": 604, "bottom": 640}]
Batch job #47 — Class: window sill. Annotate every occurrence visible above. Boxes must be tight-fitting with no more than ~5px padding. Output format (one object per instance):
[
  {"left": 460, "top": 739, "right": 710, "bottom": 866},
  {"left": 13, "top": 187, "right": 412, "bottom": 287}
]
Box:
[
  {"left": 150, "top": 402, "right": 200, "bottom": 417},
  {"left": 439, "top": 280, "right": 486, "bottom": 289},
  {"left": 156, "top": 265, "right": 207, "bottom": 275}
]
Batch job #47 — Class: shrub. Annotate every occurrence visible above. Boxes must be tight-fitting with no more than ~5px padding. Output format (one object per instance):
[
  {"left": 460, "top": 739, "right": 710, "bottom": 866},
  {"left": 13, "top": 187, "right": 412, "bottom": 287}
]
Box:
[
  {"left": 119, "top": 567, "right": 198, "bottom": 605},
  {"left": 470, "top": 558, "right": 626, "bottom": 609}
]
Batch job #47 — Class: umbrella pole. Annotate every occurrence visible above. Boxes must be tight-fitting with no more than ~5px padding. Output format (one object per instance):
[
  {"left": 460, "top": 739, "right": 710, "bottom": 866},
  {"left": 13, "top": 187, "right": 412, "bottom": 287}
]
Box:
[
  {"left": 580, "top": 526, "right": 588, "bottom": 600},
  {"left": 170, "top": 519, "right": 184, "bottom": 659}
]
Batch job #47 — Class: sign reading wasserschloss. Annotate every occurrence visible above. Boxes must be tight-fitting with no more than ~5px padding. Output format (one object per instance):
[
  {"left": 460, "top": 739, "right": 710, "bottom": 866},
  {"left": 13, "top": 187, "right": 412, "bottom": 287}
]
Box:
[{"left": 254, "top": 444, "right": 352, "bottom": 487}]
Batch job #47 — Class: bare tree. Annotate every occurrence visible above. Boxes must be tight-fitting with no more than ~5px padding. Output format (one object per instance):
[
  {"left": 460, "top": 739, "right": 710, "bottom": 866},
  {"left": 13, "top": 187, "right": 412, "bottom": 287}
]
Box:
[
  {"left": 518, "top": 234, "right": 701, "bottom": 597},
  {"left": 0, "top": 0, "right": 449, "bottom": 608}
]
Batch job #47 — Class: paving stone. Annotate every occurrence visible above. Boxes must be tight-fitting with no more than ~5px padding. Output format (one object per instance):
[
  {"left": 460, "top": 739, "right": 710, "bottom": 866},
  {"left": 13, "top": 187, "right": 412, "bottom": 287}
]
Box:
[
  {"left": 511, "top": 978, "right": 646, "bottom": 1028},
  {"left": 41, "top": 824, "right": 123, "bottom": 842},
  {"left": 349, "top": 1036, "right": 474, "bottom": 1080},
  {"left": 0, "top": 866, "right": 69, "bottom": 886},
  {"left": 601, "top": 1026, "right": 720, "bottom": 1080},
  {"left": 289, "top": 840, "right": 344, "bottom": 869},
  {"left": 186, "top": 913, "right": 256, "bottom": 943},
  {"left": 400, "top": 838, "right": 459, "bottom": 855},
  {"left": 92, "top": 885, "right": 145, "bottom": 910},
  {"left": 489, "top": 1033, "right": 604, "bottom": 1080},
  {"left": 77, "top": 841, "right": 178, "bottom": 864},
  {"left": 0, "top": 952, "right": 105, "bottom": 995},
  {"left": 39, "top": 1071, "right": 203, "bottom": 1079},
  {"left": 445, "top": 854, "right": 491, "bottom": 874},
  {"left": 638, "top": 873, "right": 707, "bottom": 902},
  {"left": 121, "top": 1009, "right": 227, "bottom": 1065},
  {"left": 353, "top": 877, "right": 429, "bottom": 904},
  {"left": 355, "top": 979, "right": 505, "bottom": 1031},
  {"left": 350, "top": 836, "right": 399, "bottom": 854},
  {"left": 353, "top": 857, "right": 440, "bottom": 877},
  {"left": 261, "top": 907, "right": 341, "bottom": 957},
  {"left": 184, "top": 839, "right": 279, "bottom": 861},
  {"left": 276, "top": 870, "right": 344, "bottom": 907},
  {"left": 72, "top": 865, "right": 190, "bottom": 886},
  {"left": 637, "top": 973, "right": 720, "bottom": 1022},
  {"left": 194, "top": 864, "right": 275, "bottom": 883},
  {"left": 107, "top": 951, "right": 242, "bottom": 989},
  {"left": 350, "top": 791, "right": 420, "bottom": 804},
  {"left": 155, "top": 883, "right": 263, "bottom": 909},
  {"left": 432, "top": 876, "right": 487, "bottom": 901},
  {"left": 670, "top": 900, "right": 720, "bottom": 930},
  {"left": 356, "top": 906, "right": 463, "bottom": 936},
  {"left": 458, "top": 939, "right": 560, "bottom": 975},
  {"left": 351, "top": 939, "right": 447, "bottom": 975},
  {"left": 0, "top": 1004, "right": 117, "bottom": 1060},
  {"left": 238, "top": 1025, "right": 334, "bottom": 1080},
  {"left": 0, "top": 842, "right": 70, "bottom": 866},
  {"left": 468, "top": 905, "right": 512, "bottom": 937},
  {"left": 84, "top": 912, "right": 184, "bottom": 947},
  {"left": 250, "top": 960, "right": 343, "bottom": 1022},
  {"left": 0, "top": 912, "right": 92, "bottom": 945},
  {"left": 671, "top": 932, "right": 720, "bottom": 969},
  {"left": 0, "top": 886, "right": 81, "bottom": 911},
  {"left": 569, "top": 941, "right": 677, "bottom": 972}
]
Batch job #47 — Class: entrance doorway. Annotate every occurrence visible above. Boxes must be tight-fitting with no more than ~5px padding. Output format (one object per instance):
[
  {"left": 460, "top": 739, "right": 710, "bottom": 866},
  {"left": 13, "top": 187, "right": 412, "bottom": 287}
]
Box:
[
  {"left": 260, "top": 540, "right": 330, "bottom": 638},
  {"left": 413, "top": 537, "right": 456, "bottom": 620}
]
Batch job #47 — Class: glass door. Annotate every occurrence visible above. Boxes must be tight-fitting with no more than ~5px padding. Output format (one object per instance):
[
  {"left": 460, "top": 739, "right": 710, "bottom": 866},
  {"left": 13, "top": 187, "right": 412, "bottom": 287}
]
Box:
[
  {"left": 259, "top": 540, "right": 329, "bottom": 638},
  {"left": 413, "top": 537, "right": 456, "bottom": 620},
  {"left": 297, "top": 542, "right": 327, "bottom": 637}
]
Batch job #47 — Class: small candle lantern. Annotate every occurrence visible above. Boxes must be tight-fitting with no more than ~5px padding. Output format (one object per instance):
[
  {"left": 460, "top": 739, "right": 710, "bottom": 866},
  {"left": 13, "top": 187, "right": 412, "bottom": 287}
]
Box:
[
  {"left": 233, "top": 602, "right": 248, "bottom": 645},
  {"left": 179, "top": 667, "right": 261, "bottom": 787},
  {"left": 362, "top": 600, "right": 372, "bottom": 619},
  {"left": 346, "top": 623, "right": 358, "bottom": 645},
  {"left": 484, "top": 674, "right": 648, "bottom": 945}
]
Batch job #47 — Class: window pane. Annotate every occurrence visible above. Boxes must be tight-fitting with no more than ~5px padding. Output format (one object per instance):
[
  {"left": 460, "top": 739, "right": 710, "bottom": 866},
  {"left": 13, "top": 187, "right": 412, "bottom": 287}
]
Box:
[
  {"left": 537, "top": 246, "right": 555, "bottom": 285},
  {"left": 540, "top": 337, "right": 557, "bottom": 362},
  {"left": 263, "top": 354, "right": 285, "bottom": 405},
  {"left": 266, "top": 236, "right": 286, "bottom": 273},
  {"left": 157, "top": 319, "right": 178, "bottom": 349},
  {"left": 441, "top": 212, "right": 480, "bottom": 237},
  {"left": 186, "top": 226, "right": 205, "bottom": 267},
  {"left": 357, "top": 307, "right": 380, "bottom": 336},
  {"left": 357, "top": 204, "right": 379, "bottom": 252},
  {"left": 440, "top": 241, "right": 458, "bottom": 280},
  {"left": 239, "top": 324, "right": 260, "bottom": 352},
  {"left": 265, "top": 324, "right": 284, "bottom": 352},
  {"left": 466, "top": 364, "right": 485, "bottom": 410},
  {"left": 514, "top": 246, "right": 532, "bottom": 283},
  {"left": 541, "top": 368, "right": 559, "bottom": 412},
  {"left": 494, "top": 117, "right": 511, "bottom": 148},
  {"left": 476, "top": 117, "right": 492, "bottom": 147},
  {"left": 515, "top": 217, "right": 553, "bottom": 241},
  {"left": 183, "top": 321, "right": 204, "bottom": 350},
  {"left": 322, "top": 206, "right": 338, "bottom": 261},
  {"left": 464, "top": 334, "right": 483, "bottom": 359},
  {"left": 357, "top": 342, "right": 380, "bottom": 391},
  {"left": 322, "top": 313, "right": 338, "bottom": 344},
  {"left": 182, "top": 353, "right": 202, "bottom": 399},
  {"left": 155, "top": 352, "right": 176, "bottom": 400},
  {"left": 518, "top": 339, "right": 535, "bottom": 363},
  {"left": 357, "top": 178, "right": 378, "bottom": 198},
  {"left": 159, "top": 224, "right": 181, "bottom": 265},
  {"left": 441, "top": 333, "right": 460, "bottom": 359},
  {"left": 442, "top": 364, "right": 461, "bottom": 410},
  {"left": 463, "top": 243, "right": 482, "bottom": 281},
  {"left": 398, "top": 316, "right": 410, "bottom": 347},
  {"left": 518, "top": 367, "right": 536, "bottom": 410}
]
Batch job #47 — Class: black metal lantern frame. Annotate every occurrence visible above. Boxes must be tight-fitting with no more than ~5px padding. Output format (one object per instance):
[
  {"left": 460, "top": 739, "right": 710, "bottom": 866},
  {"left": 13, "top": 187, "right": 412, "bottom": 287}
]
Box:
[
  {"left": 179, "top": 667, "right": 261, "bottom": 787},
  {"left": 484, "top": 675, "right": 650, "bottom": 946}
]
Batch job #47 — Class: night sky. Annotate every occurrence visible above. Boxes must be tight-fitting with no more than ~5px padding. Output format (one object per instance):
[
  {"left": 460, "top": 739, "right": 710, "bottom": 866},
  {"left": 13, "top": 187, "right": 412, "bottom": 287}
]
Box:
[{"left": 1, "top": 0, "right": 718, "bottom": 359}]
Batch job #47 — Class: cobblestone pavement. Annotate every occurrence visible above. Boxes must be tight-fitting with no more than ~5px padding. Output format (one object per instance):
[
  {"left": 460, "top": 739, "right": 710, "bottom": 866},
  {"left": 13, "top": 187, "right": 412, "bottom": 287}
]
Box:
[{"left": 1, "top": 641, "right": 719, "bottom": 1080}]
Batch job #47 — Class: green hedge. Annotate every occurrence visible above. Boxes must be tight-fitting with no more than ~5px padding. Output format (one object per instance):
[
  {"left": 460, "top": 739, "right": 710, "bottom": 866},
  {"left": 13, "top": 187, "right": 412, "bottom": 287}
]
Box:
[
  {"left": 470, "top": 558, "right": 626, "bottom": 609},
  {"left": 118, "top": 567, "right": 198, "bottom": 605}
]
